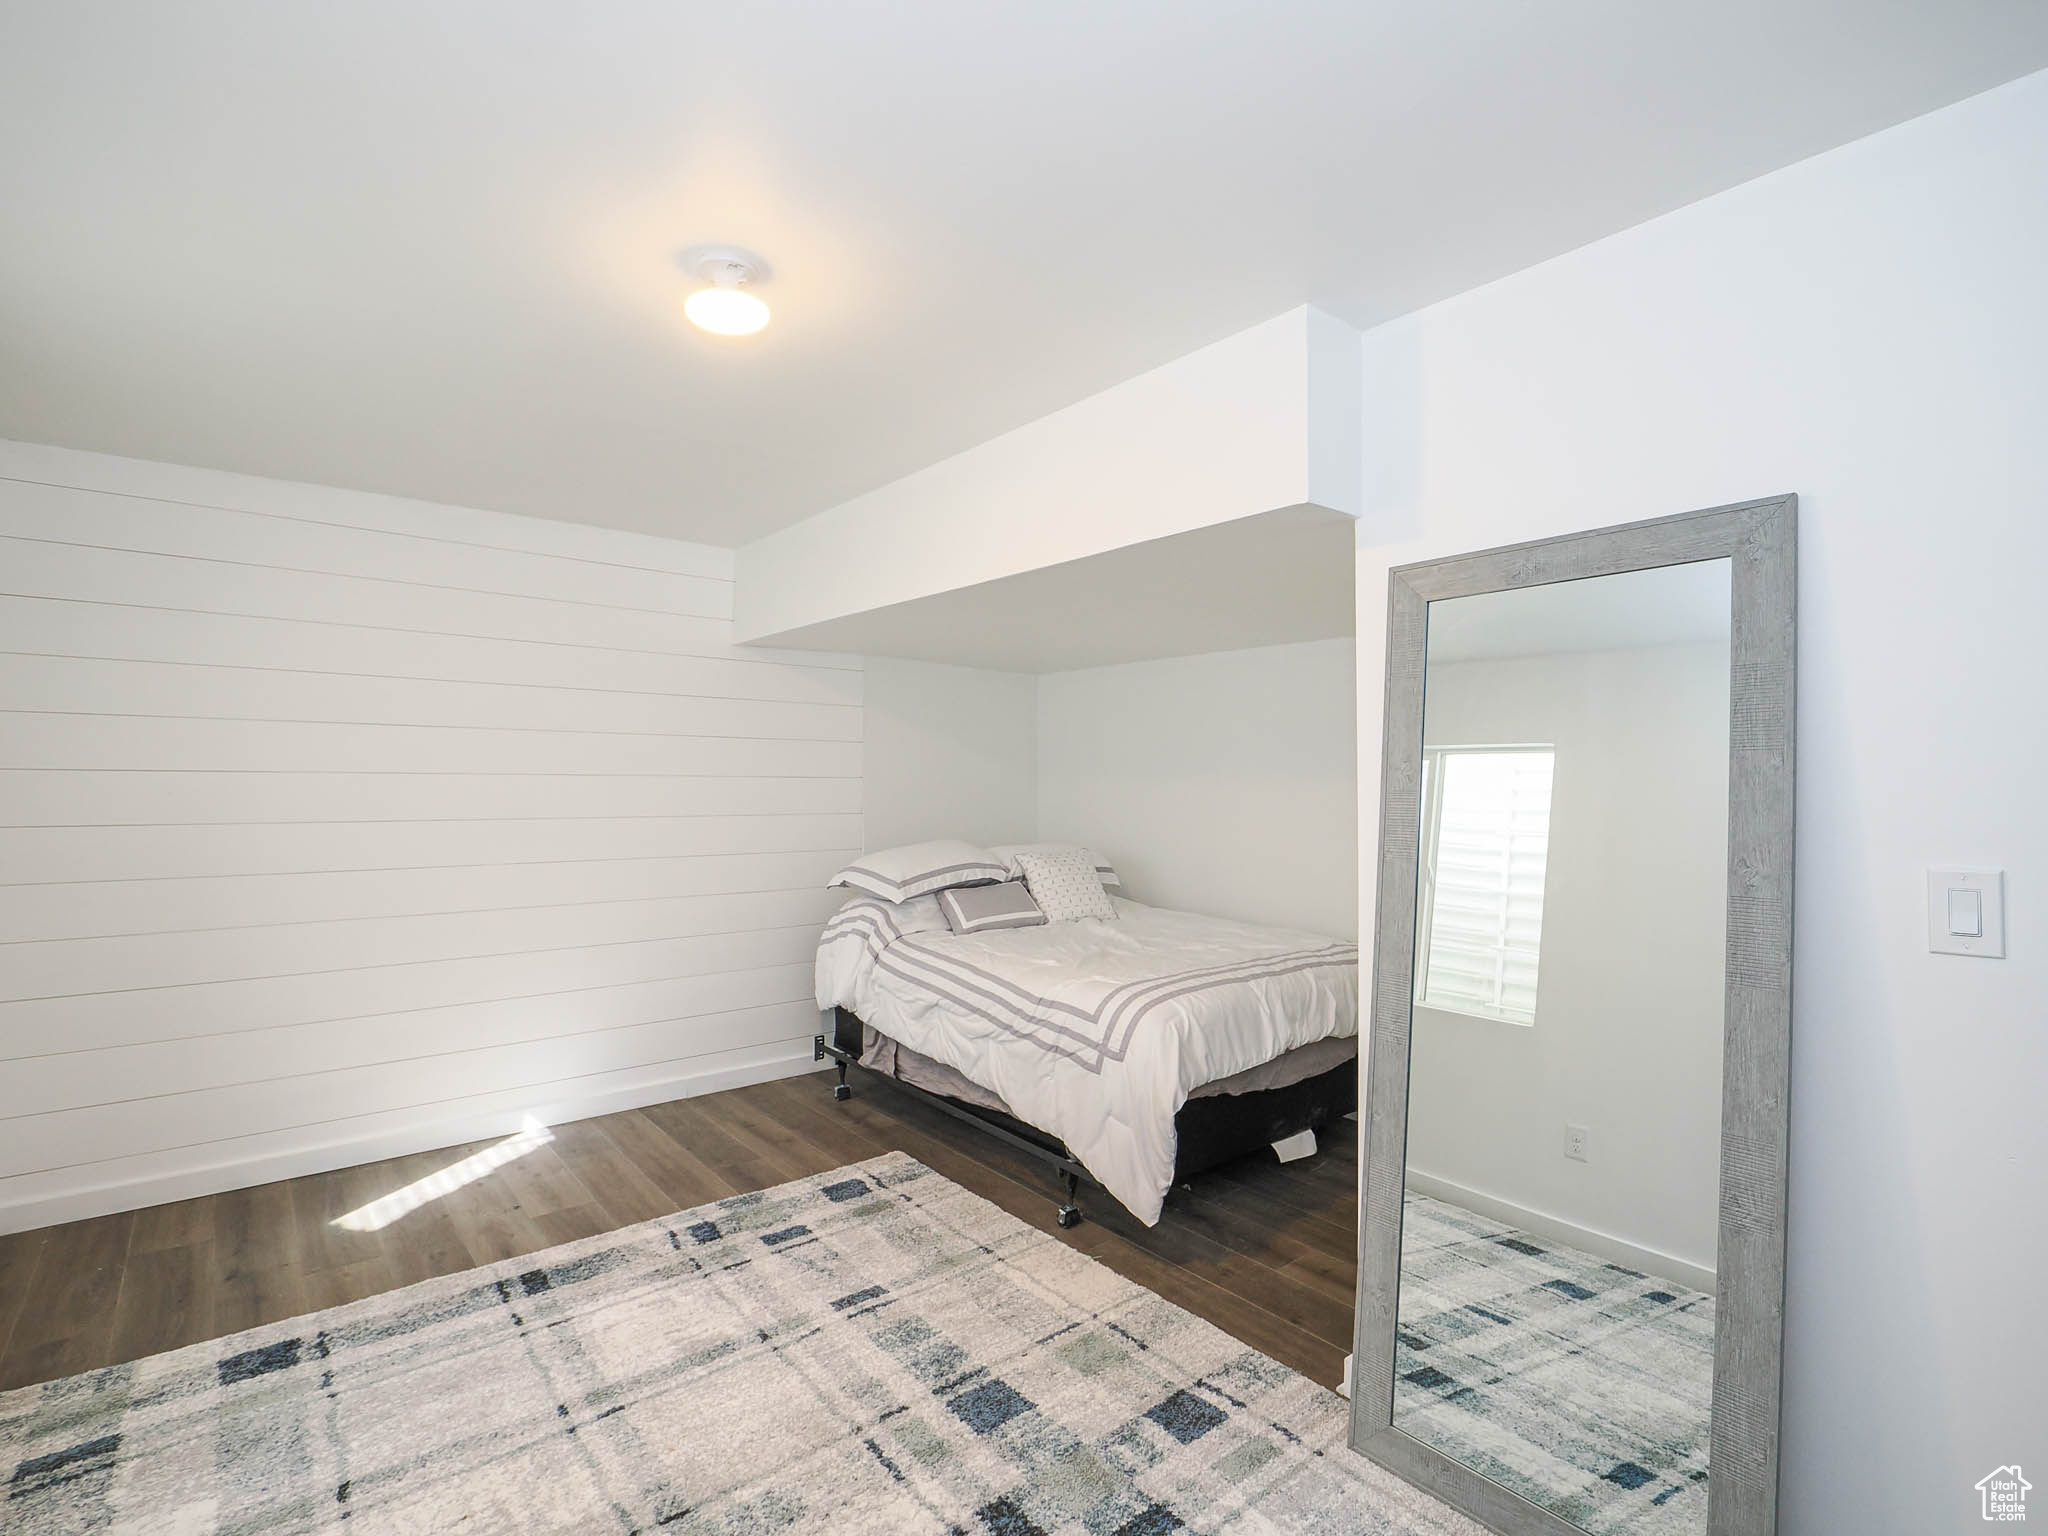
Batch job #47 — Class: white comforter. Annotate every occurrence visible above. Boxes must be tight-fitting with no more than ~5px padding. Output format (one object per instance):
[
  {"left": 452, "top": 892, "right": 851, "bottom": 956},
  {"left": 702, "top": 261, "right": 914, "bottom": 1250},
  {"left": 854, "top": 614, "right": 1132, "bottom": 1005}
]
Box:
[{"left": 815, "top": 895, "right": 1358, "bottom": 1224}]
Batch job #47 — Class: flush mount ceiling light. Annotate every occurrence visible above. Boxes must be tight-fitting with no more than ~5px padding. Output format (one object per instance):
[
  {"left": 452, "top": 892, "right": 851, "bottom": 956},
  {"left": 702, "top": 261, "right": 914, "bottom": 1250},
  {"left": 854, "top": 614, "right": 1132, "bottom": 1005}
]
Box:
[{"left": 684, "top": 254, "right": 770, "bottom": 336}]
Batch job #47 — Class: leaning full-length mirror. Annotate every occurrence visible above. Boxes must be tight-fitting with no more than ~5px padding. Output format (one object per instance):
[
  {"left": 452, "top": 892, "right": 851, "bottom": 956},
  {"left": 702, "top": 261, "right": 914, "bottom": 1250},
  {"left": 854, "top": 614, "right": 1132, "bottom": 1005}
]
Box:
[{"left": 1352, "top": 500, "right": 1796, "bottom": 1536}]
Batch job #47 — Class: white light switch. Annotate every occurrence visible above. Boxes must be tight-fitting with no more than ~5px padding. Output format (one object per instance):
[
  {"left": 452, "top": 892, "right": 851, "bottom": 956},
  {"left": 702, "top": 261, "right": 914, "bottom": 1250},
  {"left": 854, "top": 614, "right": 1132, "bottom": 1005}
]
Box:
[
  {"left": 1947, "top": 888, "right": 1983, "bottom": 938},
  {"left": 1928, "top": 869, "right": 2004, "bottom": 958}
]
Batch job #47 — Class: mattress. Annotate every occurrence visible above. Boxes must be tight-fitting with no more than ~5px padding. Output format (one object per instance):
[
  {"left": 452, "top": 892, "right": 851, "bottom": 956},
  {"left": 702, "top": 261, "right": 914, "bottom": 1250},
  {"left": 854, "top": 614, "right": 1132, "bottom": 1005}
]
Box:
[{"left": 816, "top": 893, "right": 1359, "bottom": 1223}]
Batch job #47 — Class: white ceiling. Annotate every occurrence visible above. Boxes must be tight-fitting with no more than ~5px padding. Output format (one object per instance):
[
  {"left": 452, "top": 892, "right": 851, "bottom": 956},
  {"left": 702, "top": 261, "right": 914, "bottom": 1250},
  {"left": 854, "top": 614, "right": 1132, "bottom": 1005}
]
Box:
[
  {"left": 4, "top": 5, "right": 2045, "bottom": 548},
  {"left": 1426, "top": 559, "right": 1732, "bottom": 663},
  {"left": 757, "top": 507, "right": 1356, "bottom": 673}
]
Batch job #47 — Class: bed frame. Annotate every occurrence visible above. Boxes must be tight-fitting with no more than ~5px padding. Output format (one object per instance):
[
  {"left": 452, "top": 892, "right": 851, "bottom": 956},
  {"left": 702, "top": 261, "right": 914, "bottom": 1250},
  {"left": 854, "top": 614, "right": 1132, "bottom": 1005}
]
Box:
[{"left": 814, "top": 1006, "right": 1357, "bottom": 1228}]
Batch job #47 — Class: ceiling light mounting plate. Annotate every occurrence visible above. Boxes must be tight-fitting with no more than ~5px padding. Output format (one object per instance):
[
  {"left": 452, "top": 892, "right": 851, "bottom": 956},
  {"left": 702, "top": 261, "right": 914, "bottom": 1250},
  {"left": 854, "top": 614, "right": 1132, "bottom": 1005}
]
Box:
[
  {"left": 681, "top": 245, "right": 771, "bottom": 286},
  {"left": 705, "top": 258, "right": 752, "bottom": 286}
]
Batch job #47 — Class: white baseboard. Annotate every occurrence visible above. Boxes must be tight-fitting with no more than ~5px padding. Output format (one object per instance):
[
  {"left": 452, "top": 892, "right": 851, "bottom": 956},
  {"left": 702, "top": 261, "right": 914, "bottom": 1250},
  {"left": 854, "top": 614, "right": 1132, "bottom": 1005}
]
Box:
[
  {"left": 0, "top": 1047, "right": 827, "bottom": 1237},
  {"left": 1404, "top": 1168, "right": 1716, "bottom": 1295}
]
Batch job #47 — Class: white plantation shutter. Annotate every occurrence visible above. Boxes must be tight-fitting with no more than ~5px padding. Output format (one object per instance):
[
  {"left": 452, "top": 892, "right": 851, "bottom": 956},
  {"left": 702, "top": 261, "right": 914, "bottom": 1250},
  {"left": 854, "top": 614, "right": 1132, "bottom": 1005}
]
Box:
[{"left": 1417, "top": 748, "right": 1554, "bottom": 1024}]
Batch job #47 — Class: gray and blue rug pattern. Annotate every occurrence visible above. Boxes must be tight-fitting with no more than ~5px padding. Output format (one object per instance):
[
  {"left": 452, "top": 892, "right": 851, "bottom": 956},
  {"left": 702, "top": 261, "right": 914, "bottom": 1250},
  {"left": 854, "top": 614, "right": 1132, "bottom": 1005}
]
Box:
[
  {"left": 1, "top": 1153, "right": 1479, "bottom": 1536},
  {"left": 1394, "top": 1192, "right": 1714, "bottom": 1535}
]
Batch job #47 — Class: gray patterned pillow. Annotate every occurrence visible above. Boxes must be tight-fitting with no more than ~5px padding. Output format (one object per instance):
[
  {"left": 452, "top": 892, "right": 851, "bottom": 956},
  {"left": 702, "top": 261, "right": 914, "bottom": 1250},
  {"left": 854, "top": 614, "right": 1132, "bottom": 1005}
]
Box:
[
  {"left": 1014, "top": 847, "right": 1117, "bottom": 923},
  {"left": 992, "top": 843, "right": 1121, "bottom": 888},
  {"left": 936, "top": 880, "right": 1047, "bottom": 935}
]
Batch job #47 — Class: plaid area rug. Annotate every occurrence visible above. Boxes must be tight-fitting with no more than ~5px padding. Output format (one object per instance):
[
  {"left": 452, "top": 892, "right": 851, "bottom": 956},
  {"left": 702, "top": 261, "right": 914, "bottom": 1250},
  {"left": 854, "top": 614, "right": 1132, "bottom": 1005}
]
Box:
[
  {"left": 1, "top": 1153, "right": 1478, "bottom": 1536},
  {"left": 1394, "top": 1192, "right": 1714, "bottom": 1535}
]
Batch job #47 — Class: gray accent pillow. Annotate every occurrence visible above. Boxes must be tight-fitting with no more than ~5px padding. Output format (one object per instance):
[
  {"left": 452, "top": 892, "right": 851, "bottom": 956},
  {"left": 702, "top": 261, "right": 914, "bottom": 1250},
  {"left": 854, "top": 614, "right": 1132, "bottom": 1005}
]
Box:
[
  {"left": 936, "top": 880, "right": 1048, "bottom": 935},
  {"left": 828, "top": 839, "right": 1007, "bottom": 903}
]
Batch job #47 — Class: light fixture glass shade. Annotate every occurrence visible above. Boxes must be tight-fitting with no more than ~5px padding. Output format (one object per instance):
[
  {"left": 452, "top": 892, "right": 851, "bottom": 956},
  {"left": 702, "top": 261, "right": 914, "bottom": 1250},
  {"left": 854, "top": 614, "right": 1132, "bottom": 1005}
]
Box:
[{"left": 685, "top": 285, "right": 770, "bottom": 335}]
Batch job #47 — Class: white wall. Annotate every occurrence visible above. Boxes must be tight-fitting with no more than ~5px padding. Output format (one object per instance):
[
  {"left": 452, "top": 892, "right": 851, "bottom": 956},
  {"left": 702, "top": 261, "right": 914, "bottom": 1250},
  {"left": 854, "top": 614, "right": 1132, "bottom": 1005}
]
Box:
[
  {"left": 1406, "top": 643, "right": 1729, "bottom": 1288},
  {"left": 861, "top": 657, "right": 1038, "bottom": 851},
  {"left": 1038, "top": 639, "right": 1357, "bottom": 939},
  {"left": 856, "top": 640, "right": 1356, "bottom": 939},
  {"left": 1353, "top": 69, "right": 2048, "bottom": 1533},
  {"left": 735, "top": 307, "right": 1362, "bottom": 642},
  {"left": 0, "top": 441, "right": 860, "bottom": 1235}
]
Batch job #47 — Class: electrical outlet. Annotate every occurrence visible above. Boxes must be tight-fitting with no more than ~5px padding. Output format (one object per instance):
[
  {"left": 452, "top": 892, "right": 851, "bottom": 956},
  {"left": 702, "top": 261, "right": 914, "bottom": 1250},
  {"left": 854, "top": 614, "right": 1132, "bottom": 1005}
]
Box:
[{"left": 1564, "top": 1124, "right": 1590, "bottom": 1162}]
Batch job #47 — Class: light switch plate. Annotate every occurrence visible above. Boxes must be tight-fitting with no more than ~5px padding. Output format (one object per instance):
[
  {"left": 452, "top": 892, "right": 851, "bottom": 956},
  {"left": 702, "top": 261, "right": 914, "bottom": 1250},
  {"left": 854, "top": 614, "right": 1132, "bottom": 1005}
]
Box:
[{"left": 1928, "top": 869, "right": 2005, "bottom": 957}]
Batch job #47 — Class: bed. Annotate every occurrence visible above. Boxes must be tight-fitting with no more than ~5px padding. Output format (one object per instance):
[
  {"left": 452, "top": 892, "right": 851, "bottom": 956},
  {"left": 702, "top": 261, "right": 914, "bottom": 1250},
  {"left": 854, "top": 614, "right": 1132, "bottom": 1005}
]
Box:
[{"left": 813, "top": 890, "right": 1360, "bottom": 1225}]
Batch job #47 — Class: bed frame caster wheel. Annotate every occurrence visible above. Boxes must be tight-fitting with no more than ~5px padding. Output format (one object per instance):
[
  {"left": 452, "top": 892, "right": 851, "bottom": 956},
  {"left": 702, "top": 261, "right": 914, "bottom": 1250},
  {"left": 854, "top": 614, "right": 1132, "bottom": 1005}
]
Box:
[
  {"left": 833, "top": 1082, "right": 851, "bottom": 1102},
  {"left": 1055, "top": 1170, "right": 1082, "bottom": 1229}
]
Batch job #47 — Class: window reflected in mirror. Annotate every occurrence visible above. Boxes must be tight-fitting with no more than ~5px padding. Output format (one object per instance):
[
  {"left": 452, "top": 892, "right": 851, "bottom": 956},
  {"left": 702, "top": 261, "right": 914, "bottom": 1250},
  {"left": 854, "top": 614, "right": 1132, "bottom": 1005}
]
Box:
[{"left": 1416, "top": 745, "right": 1554, "bottom": 1025}]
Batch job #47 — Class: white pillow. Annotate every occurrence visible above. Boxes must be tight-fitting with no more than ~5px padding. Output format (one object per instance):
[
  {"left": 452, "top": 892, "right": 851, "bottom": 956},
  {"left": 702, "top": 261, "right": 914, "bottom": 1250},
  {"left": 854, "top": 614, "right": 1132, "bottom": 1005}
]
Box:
[
  {"left": 991, "top": 843, "right": 1121, "bottom": 888},
  {"left": 829, "top": 840, "right": 1006, "bottom": 903},
  {"left": 1014, "top": 846, "right": 1117, "bottom": 923}
]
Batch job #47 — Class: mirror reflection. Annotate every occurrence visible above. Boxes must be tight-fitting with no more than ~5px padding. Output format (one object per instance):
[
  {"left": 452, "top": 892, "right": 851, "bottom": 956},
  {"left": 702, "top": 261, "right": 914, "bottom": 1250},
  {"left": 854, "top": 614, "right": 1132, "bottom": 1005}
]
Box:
[{"left": 1394, "top": 559, "right": 1732, "bottom": 1535}]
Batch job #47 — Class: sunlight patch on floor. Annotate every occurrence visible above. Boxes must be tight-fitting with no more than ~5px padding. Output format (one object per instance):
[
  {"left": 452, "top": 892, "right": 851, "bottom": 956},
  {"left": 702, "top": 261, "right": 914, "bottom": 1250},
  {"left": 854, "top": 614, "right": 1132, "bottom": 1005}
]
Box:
[{"left": 332, "top": 1119, "right": 555, "bottom": 1232}]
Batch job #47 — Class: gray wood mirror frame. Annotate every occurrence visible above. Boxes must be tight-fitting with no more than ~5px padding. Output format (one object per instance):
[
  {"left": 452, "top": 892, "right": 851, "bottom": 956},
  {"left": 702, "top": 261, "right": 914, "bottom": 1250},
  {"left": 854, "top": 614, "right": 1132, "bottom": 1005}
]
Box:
[{"left": 1348, "top": 496, "right": 1796, "bottom": 1536}]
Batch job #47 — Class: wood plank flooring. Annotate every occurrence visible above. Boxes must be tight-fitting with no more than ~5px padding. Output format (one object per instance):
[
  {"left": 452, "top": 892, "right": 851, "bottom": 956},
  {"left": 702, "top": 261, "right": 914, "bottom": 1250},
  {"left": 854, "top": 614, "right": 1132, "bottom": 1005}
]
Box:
[{"left": 0, "top": 1070, "right": 1359, "bottom": 1393}]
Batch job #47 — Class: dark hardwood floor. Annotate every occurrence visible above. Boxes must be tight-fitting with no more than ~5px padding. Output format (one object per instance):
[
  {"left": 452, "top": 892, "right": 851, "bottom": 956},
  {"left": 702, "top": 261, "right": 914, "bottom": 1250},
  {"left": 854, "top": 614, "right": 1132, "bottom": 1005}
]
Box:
[{"left": 0, "top": 1070, "right": 1360, "bottom": 1394}]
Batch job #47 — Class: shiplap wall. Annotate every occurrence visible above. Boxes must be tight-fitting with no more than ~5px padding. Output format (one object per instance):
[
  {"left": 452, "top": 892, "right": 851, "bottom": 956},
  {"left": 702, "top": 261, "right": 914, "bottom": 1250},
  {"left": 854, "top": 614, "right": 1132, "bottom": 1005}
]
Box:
[{"left": 0, "top": 440, "right": 859, "bottom": 1234}]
